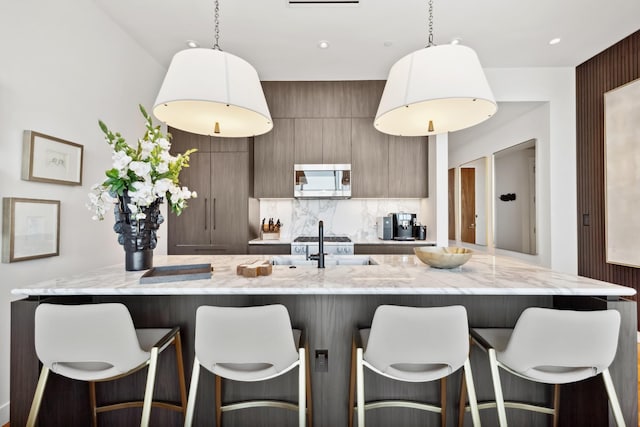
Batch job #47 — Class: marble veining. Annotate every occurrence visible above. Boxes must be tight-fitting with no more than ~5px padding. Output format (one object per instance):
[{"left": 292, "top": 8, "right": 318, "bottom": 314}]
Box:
[
  {"left": 258, "top": 198, "right": 423, "bottom": 240},
  {"left": 11, "top": 254, "right": 636, "bottom": 297}
]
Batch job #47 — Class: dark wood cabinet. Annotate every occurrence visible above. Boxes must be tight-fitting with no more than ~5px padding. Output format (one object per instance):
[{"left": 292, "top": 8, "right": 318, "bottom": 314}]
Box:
[
  {"left": 294, "top": 118, "right": 323, "bottom": 164},
  {"left": 351, "top": 118, "right": 389, "bottom": 197},
  {"left": 254, "top": 118, "right": 294, "bottom": 198},
  {"left": 248, "top": 244, "right": 291, "bottom": 255},
  {"left": 257, "top": 81, "right": 428, "bottom": 199},
  {"left": 349, "top": 80, "right": 386, "bottom": 118},
  {"left": 168, "top": 128, "right": 251, "bottom": 254},
  {"left": 388, "top": 135, "right": 429, "bottom": 198},
  {"left": 294, "top": 118, "right": 351, "bottom": 164}
]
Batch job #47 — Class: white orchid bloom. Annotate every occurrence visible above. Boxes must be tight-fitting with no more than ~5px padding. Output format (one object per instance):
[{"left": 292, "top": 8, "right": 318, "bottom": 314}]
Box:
[
  {"left": 112, "top": 151, "right": 132, "bottom": 171},
  {"left": 129, "top": 161, "right": 152, "bottom": 177},
  {"left": 156, "top": 161, "right": 169, "bottom": 174},
  {"left": 157, "top": 138, "right": 170, "bottom": 150},
  {"left": 140, "top": 140, "right": 155, "bottom": 160}
]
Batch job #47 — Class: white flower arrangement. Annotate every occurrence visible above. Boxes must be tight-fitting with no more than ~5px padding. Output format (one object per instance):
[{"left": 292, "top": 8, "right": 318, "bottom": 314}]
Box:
[{"left": 87, "top": 105, "right": 197, "bottom": 220}]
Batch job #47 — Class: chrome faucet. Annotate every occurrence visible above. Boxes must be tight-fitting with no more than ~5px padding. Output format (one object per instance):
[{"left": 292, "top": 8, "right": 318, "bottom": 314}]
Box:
[{"left": 308, "top": 220, "right": 325, "bottom": 268}]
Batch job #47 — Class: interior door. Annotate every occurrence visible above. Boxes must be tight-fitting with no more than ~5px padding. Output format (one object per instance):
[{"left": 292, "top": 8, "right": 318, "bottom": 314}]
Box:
[
  {"left": 461, "top": 167, "right": 476, "bottom": 244},
  {"left": 448, "top": 168, "right": 455, "bottom": 240}
]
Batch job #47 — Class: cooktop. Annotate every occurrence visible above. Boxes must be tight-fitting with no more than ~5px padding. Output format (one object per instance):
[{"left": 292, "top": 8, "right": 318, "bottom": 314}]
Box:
[{"left": 293, "top": 236, "right": 352, "bottom": 243}]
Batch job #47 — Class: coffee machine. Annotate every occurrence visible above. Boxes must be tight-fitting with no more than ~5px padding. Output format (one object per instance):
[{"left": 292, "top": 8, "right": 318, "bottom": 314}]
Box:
[{"left": 391, "top": 212, "right": 416, "bottom": 240}]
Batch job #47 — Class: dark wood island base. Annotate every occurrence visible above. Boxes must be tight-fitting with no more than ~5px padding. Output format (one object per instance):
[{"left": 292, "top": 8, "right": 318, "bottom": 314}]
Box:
[{"left": 11, "top": 294, "right": 637, "bottom": 427}]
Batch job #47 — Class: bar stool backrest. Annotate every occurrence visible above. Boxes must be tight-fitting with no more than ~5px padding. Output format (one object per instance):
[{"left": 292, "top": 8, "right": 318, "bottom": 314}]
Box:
[
  {"left": 364, "top": 305, "right": 469, "bottom": 376},
  {"left": 34, "top": 303, "right": 149, "bottom": 379},
  {"left": 195, "top": 304, "right": 299, "bottom": 380},
  {"left": 500, "top": 307, "right": 621, "bottom": 381}
]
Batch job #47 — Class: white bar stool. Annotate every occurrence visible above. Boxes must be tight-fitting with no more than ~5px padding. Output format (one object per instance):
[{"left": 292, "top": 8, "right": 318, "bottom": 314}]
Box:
[
  {"left": 458, "top": 307, "right": 626, "bottom": 427},
  {"left": 184, "top": 304, "right": 312, "bottom": 427},
  {"left": 27, "top": 303, "right": 187, "bottom": 427},
  {"left": 348, "top": 304, "right": 482, "bottom": 427}
]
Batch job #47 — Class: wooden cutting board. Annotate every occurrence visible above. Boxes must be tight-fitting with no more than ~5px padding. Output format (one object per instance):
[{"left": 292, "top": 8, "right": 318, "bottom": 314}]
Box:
[{"left": 236, "top": 260, "right": 273, "bottom": 277}]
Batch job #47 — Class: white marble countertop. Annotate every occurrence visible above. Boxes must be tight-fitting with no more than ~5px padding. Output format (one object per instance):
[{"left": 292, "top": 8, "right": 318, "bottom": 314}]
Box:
[
  {"left": 248, "top": 238, "right": 437, "bottom": 245},
  {"left": 11, "top": 254, "right": 636, "bottom": 297}
]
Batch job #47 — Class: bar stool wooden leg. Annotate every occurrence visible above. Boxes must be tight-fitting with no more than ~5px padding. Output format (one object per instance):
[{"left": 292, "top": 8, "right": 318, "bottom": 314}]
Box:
[
  {"left": 305, "top": 341, "right": 313, "bottom": 427},
  {"left": 441, "top": 377, "right": 447, "bottom": 427},
  {"left": 26, "top": 366, "right": 51, "bottom": 427},
  {"left": 298, "top": 347, "right": 306, "bottom": 427},
  {"left": 552, "top": 384, "right": 560, "bottom": 427},
  {"left": 215, "top": 374, "right": 223, "bottom": 427},
  {"left": 356, "top": 348, "right": 365, "bottom": 427},
  {"left": 140, "top": 347, "right": 159, "bottom": 427},
  {"left": 89, "top": 381, "right": 98, "bottom": 427},
  {"left": 184, "top": 361, "right": 200, "bottom": 427},
  {"left": 348, "top": 337, "right": 357, "bottom": 427},
  {"left": 458, "top": 371, "right": 467, "bottom": 427},
  {"left": 174, "top": 332, "right": 188, "bottom": 416},
  {"left": 602, "top": 369, "right": 626, "bottom": 427}
]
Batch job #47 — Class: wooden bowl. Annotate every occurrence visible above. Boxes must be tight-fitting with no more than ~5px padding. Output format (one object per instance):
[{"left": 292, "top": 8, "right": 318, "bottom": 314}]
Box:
[{"left": 413, "top": 246, "right": 473, "bottom": 269}]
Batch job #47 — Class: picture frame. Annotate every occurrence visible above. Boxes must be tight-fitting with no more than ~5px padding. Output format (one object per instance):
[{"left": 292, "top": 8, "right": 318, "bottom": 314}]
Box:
[
  {"left": 2, "top": 197, "right": 60, "bottom": 263},
  {"left": 22, "top": 131, "right": 83, "bottom": 185},
  {"left": 604, "top": 77, "right": 640, "bottom": 268}
]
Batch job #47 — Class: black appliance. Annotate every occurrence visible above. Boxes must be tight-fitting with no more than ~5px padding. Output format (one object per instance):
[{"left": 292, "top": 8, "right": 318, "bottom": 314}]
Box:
[
  {"left": 391, "top": 212, "right": 416, "bottom": 240},
  {"left": 413, "top": 225, "right": 427, "bottom": 240}
]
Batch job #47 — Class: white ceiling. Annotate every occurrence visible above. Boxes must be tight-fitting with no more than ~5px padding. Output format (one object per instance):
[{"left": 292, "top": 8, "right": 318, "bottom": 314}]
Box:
[
  {"left": 94, "top": 0, "right": 638, "bottom": 144},
  {"left": 94, "top": 0, "right": 640, "bottom": 81}
]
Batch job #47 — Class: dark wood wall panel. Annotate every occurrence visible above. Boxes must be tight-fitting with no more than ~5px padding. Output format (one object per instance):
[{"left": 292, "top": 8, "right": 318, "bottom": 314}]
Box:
[{"left": 576, "top": 30, "right": 640, "bottom": 320}]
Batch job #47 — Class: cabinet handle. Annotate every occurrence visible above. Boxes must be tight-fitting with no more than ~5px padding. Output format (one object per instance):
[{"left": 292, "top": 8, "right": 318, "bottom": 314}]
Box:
[
  {"left": 213, "top": 198, "right": 216, "bottom": 230},
  {"left": 204, "top": 198, "right": 208, "bottom": 230}
]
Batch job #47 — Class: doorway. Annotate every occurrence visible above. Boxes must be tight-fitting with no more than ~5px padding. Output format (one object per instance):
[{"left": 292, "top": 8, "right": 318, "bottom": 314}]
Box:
[
  {"left": 448, "top": 168, "right": 455, "bottom": 240},
  {"left": 494, "top": 139, "right": 537, "bottom": 255},
  {"left": 461, "top": 168, "right": 476, "bottom": 244}
]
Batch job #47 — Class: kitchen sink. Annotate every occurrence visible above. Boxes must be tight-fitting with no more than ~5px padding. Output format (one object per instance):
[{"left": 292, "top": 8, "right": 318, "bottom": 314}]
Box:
[{"left": 270, "top": 255, "right": 378, "bottom": 266}]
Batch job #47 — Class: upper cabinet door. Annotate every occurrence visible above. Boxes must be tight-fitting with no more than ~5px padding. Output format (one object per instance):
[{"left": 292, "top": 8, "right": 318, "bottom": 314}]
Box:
[
  {"left": 349, "top": 81, "right": 386, "bottom": 118},
  {"left": 254, "top": 118, "right": 295, "bottom": 198},
  {"left": 322, "top": 118, "right": 351, "bottom": 164},
  {"left": 294, "top": 118, "right": 351, "bottom": 165},
  {"left": 388, "top": 136, "right": 429, "bottom": 198},
  {"left": 294, "top": 118, "right": 323, "bottom": 164},
  {"left": 351, "top": 118, "right": 388, "bottom": 198}
]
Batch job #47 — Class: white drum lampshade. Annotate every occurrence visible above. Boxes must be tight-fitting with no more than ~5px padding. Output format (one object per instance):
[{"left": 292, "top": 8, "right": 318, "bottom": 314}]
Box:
[
  {"left": 375, "top": 44, "right": 497, "bottom": 136},
  {"left": 153, "top": 48, "right": 273, "bottom": 137}
]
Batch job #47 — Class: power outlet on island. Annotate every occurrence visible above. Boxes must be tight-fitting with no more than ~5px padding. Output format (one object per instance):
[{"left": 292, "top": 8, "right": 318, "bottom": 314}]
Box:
[{"left": 315, "top": 349, "right": 329, "bottom": 372}]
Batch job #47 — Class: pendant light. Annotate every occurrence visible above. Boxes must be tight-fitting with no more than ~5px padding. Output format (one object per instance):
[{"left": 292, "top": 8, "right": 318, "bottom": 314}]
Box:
[
  {"left": 375, "top": 0, "right": 497, "bottom": 136},
  {"left": 153, "top": 0, "right": 272, "bottom": 137}
]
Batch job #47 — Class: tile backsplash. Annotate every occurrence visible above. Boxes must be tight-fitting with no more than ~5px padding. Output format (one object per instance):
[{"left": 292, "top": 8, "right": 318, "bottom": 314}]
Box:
[{"left": 259, "top": 198, "right": 424, "bottom": 240}]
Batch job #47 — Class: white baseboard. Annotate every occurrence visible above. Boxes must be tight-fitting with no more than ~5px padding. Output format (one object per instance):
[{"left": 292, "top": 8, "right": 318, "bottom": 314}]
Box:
[{"left": 0, "top": 401, "right": 8, "bottom": 425}]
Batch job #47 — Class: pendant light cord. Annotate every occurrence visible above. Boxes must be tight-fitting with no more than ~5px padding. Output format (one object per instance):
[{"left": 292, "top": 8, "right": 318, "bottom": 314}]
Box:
[
  {"left": 426, "top": 0, "right": 434, "bottom": 47},
  {"left": 213, "top": 0, "right": 221, "bottom": 51}
]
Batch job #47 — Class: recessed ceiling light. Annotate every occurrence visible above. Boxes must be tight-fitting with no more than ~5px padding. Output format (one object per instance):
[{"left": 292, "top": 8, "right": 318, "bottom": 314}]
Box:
[
  {"left": 549, "top": 38, "right": 561, "bottom": 45},
  {"left": 186, "top": 40, "right": 199, "bottom": 48},
  {"left": 318, "top": 40, "right": 330, "bottom": 49},
  {"left": 451, "top": 38, "right": 462, "bottom": 45}
]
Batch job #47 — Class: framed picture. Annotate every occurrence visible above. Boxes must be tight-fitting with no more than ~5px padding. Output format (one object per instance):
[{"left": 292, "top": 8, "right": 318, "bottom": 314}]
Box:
[
  {"left": 22, "top": 131, "right": 83, "bottom": 185},
  {"left": 2, "top": 198, "right": 60, "bottom": 263},
  {"left": 604, "top": 77, "right": 640, "bottom": 267}
]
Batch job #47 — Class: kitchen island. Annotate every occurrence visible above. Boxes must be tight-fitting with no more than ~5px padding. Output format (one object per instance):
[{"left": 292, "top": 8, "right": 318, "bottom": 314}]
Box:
[{"left": 11, "top": 254, "right": 637, "bottom": 427}]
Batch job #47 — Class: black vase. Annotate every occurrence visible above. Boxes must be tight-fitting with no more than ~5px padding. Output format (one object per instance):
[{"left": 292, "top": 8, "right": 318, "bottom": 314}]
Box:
[{"left": 113, "top": 192, "right": 164, "bottom": 271}]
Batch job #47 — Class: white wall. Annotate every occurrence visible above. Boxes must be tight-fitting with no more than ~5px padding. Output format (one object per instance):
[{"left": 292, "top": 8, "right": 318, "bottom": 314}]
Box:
[
  {"left": 495, "top": 147, "right": 535, "bottom": 252},
  {"left": 0, "top": 1, "right": 165, "bottom": 422},
  {"left": 450, "top": 67, "right": 576, "bottom": 273}
]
